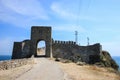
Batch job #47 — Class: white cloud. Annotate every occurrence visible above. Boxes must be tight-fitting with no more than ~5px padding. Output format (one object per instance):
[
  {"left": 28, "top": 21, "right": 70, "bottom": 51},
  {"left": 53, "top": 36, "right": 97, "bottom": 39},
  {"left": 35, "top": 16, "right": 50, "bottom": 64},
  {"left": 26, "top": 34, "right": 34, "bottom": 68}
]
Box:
[
  {"left": 0, "top": 0, "right": 49, "bottom": 28},
  {"left": 50, "top": 1, "right": 97, "bottom": 21},
  {"left": 52, "top": 24, "right": 86, "bottom": 32},
  {"left": 1, "top": 0, "right": 48, "bottom": 19},
  {"left": 51, "top": 2, "right": 77, "bottom": 20}
]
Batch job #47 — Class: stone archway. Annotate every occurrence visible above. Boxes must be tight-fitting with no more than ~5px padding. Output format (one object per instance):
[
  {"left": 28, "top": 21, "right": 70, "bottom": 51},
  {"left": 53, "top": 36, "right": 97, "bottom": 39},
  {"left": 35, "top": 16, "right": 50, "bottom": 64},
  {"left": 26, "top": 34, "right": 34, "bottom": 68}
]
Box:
[
  {"left": 30, "top": 26, "right": 52, "bottom": 57},
  {"left": 37, "top": 40, "right": 46, "bottom": 57}
]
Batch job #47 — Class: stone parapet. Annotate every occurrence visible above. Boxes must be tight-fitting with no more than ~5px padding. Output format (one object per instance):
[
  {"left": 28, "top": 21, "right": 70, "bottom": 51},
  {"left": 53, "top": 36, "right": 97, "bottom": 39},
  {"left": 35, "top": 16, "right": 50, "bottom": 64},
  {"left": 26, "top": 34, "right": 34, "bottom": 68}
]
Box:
[{"left": 53, "top": 40, "right": 76, "bottom": 45}]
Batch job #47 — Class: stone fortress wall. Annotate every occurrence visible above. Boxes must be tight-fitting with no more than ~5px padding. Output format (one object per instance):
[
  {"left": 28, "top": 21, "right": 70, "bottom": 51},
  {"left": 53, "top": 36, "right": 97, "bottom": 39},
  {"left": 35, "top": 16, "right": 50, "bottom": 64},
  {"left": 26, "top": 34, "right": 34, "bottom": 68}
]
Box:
[
  {"left": 12, "top": 40, "right": 31, "bottom": 59},
  {"left": 52, "top": 40, "right": 102, "bottom": 63},
  {"left": 12, "top": 26, "right": 102, "bottom": 64}
]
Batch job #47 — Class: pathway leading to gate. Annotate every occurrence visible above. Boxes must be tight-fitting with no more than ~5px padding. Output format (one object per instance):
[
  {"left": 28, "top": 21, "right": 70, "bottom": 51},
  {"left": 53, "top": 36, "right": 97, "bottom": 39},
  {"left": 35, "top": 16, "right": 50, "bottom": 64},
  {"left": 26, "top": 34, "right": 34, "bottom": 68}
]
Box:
[{"left": 15, "top": 58, "right": 70, "bottom": 80}]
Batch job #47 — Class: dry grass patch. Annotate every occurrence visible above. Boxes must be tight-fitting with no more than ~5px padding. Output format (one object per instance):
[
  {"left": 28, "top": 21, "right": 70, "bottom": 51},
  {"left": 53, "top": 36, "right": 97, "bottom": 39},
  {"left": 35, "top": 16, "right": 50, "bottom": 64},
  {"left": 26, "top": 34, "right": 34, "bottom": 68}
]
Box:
[
  {"left": 56, "top": 61, "right": 120, "bottom": 80},
  {"left": 0, "top": 64, "right": 33, "bottom": 80}
]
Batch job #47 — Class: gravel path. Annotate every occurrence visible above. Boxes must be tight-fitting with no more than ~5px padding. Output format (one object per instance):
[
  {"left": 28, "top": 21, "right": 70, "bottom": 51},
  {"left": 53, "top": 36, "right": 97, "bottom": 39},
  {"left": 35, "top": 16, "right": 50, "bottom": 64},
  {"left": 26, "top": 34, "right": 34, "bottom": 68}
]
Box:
[{"left": 15, "top": 58, "right": 70, "bottom": 80}]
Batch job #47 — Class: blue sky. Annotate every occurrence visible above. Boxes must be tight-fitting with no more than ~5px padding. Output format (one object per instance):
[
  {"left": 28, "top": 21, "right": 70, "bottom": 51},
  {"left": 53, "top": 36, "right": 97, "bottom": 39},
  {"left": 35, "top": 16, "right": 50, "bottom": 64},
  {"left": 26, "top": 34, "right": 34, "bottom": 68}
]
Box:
[{"left": 0, "top": 0, "right": 120, "bottom": 56}]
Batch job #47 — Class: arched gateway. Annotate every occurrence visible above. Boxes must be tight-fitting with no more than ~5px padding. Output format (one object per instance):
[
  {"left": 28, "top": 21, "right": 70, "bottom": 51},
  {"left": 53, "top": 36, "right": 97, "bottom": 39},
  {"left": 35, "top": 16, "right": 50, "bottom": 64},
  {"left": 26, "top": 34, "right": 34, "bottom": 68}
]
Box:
[
  {"left": 12, "top": 26, "right": 52, "bottom": 59},
  {"left": 30, "top": 26, "right": 52, "bottom": 57}
]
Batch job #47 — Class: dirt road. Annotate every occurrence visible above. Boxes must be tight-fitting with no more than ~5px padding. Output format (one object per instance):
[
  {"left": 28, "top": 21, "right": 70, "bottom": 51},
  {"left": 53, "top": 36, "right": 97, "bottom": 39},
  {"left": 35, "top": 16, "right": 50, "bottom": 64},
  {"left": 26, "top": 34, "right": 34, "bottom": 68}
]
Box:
[
  {"left": 15, "top": 58, "right": 70, "bottom": 80},
  {"left": 0, "top": 58, "right": 119, "bottom": 80}
]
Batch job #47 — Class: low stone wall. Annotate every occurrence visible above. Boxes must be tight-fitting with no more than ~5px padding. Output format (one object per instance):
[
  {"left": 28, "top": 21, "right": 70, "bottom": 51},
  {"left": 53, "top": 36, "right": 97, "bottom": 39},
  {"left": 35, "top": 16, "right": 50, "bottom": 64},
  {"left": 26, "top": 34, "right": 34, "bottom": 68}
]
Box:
[{"left": 0, "top": 58, "right": 34, "bottom": 70}]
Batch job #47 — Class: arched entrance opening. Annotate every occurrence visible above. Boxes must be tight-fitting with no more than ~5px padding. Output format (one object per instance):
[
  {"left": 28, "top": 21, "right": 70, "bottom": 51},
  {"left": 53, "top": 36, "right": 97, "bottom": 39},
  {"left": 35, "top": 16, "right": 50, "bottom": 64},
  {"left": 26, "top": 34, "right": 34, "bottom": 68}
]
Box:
[
  {"left": 37, "top": 40, "right": 46, "bottom": 57},
  {"left": 30, "top": 27, "right": 52, "bottom": 57}
]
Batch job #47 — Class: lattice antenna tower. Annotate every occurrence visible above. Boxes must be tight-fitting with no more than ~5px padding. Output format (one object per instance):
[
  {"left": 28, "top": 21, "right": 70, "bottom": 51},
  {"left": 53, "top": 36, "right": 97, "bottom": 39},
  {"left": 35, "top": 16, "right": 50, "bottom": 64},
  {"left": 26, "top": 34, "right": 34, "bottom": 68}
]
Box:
[
  {"left": 75, "top": 31, "right": 78, "bottom": 44},
  {"left": 87, "top": 37, "right": 89, "bottom": 45}
]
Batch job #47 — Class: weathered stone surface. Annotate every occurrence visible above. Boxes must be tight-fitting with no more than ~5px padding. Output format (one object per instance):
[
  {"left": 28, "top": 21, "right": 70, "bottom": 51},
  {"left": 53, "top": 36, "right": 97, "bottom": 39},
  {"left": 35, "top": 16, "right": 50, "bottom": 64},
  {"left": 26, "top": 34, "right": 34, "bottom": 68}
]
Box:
[
  {"left": 12, "top": 42, "right": 22, "bottom": 59},
  {"left": 55, "top": 58, "right": 72, "bottom": 63},
  {"left": 12, "top": 26, "right": 52, "bottom": 59},
  {"left": 76, "top": 61, "right": 86, "bottom": 66},
  {"left": 30, "top": 26, "right": 52, "bottom": 57},
  {"left": 52, "top": 42, "right": 101, "bottom": 64},
  {"left": 12, "top": 40, "right": 31, "bottom": 59},
  {"left": 99, "top": 51, "right": 119, "bottom": 70},
  {"left": 0, "top": 58, "right": 34, "bottom": 70},
  {"left": 21, "top": 40, "right": 31, "bottom": 58}
]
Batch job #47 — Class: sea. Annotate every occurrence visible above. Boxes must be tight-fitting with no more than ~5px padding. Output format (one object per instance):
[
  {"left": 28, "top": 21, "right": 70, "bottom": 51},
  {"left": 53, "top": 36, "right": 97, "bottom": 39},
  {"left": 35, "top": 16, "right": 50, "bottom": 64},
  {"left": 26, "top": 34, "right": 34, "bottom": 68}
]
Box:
[
  {"left": 0, "top": 55, "right": 120, "bottom": 70},
  {"left": 112, "top": 56, "right": 120, "bottom": 70},
  {"left": 0, "top": 55, "right": 11, "bottom": 61}
]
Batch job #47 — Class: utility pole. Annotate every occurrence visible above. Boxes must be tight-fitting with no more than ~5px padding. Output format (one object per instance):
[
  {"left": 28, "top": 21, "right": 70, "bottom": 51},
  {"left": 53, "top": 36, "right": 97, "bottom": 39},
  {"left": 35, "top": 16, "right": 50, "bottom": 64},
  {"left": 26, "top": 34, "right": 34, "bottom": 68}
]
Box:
[
  {"left": 75, "top": 31, "right": 78, "bottom": 44},
  {"left": 87, "top": 37, "right": 89, "bottom": 45}
]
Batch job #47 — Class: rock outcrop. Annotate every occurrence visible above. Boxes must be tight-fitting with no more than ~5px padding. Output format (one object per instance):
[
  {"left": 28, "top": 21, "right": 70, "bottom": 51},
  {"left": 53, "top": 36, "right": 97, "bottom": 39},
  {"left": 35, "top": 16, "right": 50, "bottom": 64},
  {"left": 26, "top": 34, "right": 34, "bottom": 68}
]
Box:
[{"left": 98, "top": 51, "right": 119, "bottom": 70}]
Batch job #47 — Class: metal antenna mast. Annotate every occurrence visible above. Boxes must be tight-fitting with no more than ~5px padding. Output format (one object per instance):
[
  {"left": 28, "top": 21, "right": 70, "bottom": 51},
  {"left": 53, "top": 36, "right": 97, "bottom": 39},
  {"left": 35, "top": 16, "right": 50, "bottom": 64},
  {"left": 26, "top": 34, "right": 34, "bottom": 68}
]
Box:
[
  {"left": 75, "top": 31, "right": 78, "bottom": 44},
  {"left": 87, "top": 37, "right": 89, "bottom": 45}
]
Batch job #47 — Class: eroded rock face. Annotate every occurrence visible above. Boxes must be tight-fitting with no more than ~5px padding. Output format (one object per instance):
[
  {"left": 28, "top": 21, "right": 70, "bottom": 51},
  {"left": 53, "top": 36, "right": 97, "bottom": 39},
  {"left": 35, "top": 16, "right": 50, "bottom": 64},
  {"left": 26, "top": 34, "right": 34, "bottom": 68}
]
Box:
[{"left": 99, "top": 51, "right": 119, "bottom": 70}]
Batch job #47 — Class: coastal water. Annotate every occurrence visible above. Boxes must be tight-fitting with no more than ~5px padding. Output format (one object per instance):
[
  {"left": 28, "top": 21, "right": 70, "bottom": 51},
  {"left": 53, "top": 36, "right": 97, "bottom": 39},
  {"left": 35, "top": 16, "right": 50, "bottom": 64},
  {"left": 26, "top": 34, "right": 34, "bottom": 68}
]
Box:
[
  {"left": 112, "top": 56, "right": 120, "bottom": 70},
  {"left": 0, "top": 55, "right": 11, "bottom": 61}
]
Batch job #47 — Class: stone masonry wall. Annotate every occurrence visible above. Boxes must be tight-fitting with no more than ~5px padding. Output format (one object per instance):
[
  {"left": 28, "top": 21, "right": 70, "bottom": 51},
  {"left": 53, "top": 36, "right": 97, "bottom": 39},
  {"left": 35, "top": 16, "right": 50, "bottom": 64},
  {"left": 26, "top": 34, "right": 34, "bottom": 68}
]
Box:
[
  {"left": 12, "top": 40, "right": 32, "bottom": 59},
  {"left": 0, "top": 58, "right": 34, "bottom": 70},
  {"left": 12, "top": 26, "right": 52, "bottom": 59},
  {"left": 30, "top": 26, "right": 52, "bottom": 57},
  {"left": 12, "top": 42, "right": 22, "bottom": 59},
  {"left": 52, "top": 40, "right": 102, "bottom": 64},
  {"left": 21, "top": 40, "right": 31, "bottom": 58}
]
